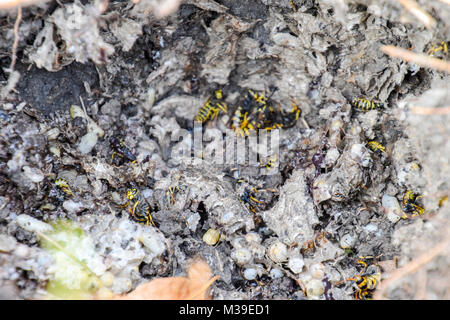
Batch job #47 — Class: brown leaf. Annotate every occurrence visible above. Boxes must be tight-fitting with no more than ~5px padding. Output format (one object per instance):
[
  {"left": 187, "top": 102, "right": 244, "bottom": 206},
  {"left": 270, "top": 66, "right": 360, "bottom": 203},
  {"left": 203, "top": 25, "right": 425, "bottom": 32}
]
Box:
[{"left": 113, "top": 259, "right": 217, "bottom": 300}]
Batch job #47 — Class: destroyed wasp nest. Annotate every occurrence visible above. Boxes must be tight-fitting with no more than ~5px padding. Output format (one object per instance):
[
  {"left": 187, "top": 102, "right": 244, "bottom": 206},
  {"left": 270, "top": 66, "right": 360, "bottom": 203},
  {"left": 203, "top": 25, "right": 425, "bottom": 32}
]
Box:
[{"left": 1, "top": 0, "right": 449, "bottom": 300}]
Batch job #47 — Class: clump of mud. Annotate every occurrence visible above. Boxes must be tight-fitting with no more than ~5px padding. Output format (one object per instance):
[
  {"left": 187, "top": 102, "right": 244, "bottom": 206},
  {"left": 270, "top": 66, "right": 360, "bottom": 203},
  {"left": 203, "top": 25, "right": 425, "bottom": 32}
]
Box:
[{"left": 0, "top": 0, "right": 449, "bottom": 300}]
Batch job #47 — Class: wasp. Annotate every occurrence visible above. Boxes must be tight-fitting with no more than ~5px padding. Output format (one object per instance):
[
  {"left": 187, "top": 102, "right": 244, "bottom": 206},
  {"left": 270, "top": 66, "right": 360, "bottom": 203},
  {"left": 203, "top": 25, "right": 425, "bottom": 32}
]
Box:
[
  {"left": 427, "top": 41, "right": 448, "bottom": 58},
  {"left": 231, "top": 106, "right": 258, "bottom": 137},
  {"left": 367, "top": 141, "right": 386, "bottom": 153},
  {"left": 166, "top": 186, "right": 181, "bottom": 206},
  {"left": 240, "top": 188, "right": 264, "bottom": 213},
  {"left": 231, "top": 89, "right": 270, "bottom": 137},
  {"left": 110, "top": 137, "right": 137, "bottom": 167},
  {"left": 438, "top": 195, "right": 448, "bottom": 208},
  {"left": 289, "top": 0, "right": 297, "bottom": 12},
  {"left": 352, "top": 98, "right": 384, "bottom": 111},
  {"left": 278, "top": 102, "right": 301, "bottom": 128},
  {"left": 195, "top": 89, "right": 228, "bottom": 123},
  {"left": 240, "top": 187, "right": 276, "bottom": 213},
  {"left": 122, "top": 188, "right": 155, "bottom": 226},
  {"left": 54, "top": 178, "right": 74, "bottom": 197},
  {"left": 402, "top": 190, "right": 425, "bottom": 216},
  {"left": 247, "top": 89, "right": 268, "bottom": 106},
  {"left": 261, "top": 155, "right": 278, "bottom": 171},
  {"left": 347, "top": 256, "right": 381, "bottom": 300}
]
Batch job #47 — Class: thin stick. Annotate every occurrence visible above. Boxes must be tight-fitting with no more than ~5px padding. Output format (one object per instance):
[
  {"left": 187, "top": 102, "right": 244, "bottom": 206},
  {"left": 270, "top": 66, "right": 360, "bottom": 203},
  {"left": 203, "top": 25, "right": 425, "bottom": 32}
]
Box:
[
  {"left": 0, "top": 0, "right": 48, "bottom": 9},
  {"left": 396, "top": 0, "right": 436, "bottom": 28},
  {"left": 4, "top": 4, "right": 22, "bottom": 75},
  {"left": 410, "top": 106, "right": 450, "bottom": 115},
  {"left": 381, "top": 45, "right": 450, "bottom": 73},
  {"left": 374, "top": 236, "right": 450, "bottom": 300},
  {"left": 186, "top": 275, "right": 220, "bottom": 300}
]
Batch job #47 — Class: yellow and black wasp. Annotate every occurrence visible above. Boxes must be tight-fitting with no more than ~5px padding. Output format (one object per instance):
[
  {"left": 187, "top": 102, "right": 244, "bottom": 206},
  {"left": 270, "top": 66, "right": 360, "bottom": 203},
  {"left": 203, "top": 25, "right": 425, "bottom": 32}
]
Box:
[
  {"left": 231, "top": 89, "right": 302, "bottom": 136},
  {"left": 240, "top": 187, "right": 265, "bottom": 214},
  {"left": 231, "top": 90, "right": 263, "bottom": 137},
  {"left": 55, "top": 178, "right": 74, "bottom": 197},
  {"left": 438, "top": 195, "right": 448, "bottom": 208},
  {"left": 402, "top": 190, "right": 425, "bottom": 217},
  {"left": 44, "top": 178, "right": 74, "bottom": 206},
  {"left": 195, "top": 89, "right": 228, "bottom": 123},
  {"left": 110, "top": 137, "right": 137, "bottom": 167},
  {"left": 347, "top": 256, "right": 381, "bottom": 300},
  {"left": 122, "top": 188, "right": 156, "bottom": 227},
  {"left": 367, "top": 141, "right": 386, "bottom": 153},
  {"left": 352, "top": 98, "right": 384, "bottom": 111},
  {"left": 166, "top": 186, "right": 181, "bottom": 206},
  {"left": 427, "top": 41, "right": 448, "bottom": 58},
  {"left": 260, "top": 154, "right": 278, "bottom": 171},
  {"left": 240, "top": 187, "right": 276, "bottom": 214}
]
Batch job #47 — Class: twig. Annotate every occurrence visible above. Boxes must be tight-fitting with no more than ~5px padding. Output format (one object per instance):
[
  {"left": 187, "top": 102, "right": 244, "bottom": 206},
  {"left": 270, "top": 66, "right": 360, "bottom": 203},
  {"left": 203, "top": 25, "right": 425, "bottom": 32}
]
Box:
[
  {"left": 410, "top": 106, "right": 450, "bottom": 115},
  {"left": 9, "top": 5, "right": 22, "bottom": 73},
  {"left": 374, "top": 236, "right": 450, "bottom": 300},
  {"left": 0, "top": 0, "right": 48, "bottom": 9},
  {"left": 396, "top": 0, "right": 437, "bottom": 29},
  {"left": 381, "top": 45, "right": 450, "bottom": 73},
  {"left": 414, "top": 269, "right": 427, "bottom": 299}
]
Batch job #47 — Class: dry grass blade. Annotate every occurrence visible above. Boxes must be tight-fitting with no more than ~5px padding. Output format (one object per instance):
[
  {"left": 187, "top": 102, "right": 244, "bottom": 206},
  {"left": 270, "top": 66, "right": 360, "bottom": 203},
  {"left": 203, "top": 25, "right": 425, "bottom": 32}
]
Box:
[
  {"left": 396, "top": 0, "right": 437, "bottom": 28},
  {"left": 381, "top": 45, "right": 450, "bottom": 73},
  {"left": 0, "top": 0, "right": 49, "bottom": 10},
  {"left": 410, "top": 106, "right": 450, "bottom": 115},
  {"left": 374, "top": 236, "right": 450, "bottom": 300},
  {"left": 10, "top": 5, "right": 22, "bottom": 73}
]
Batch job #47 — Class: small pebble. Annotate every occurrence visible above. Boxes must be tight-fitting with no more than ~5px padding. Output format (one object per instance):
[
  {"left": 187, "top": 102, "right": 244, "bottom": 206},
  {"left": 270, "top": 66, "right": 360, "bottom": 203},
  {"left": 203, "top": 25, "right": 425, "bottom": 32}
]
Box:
[
  {"left": 62, "top": 200, "right": 86, "bottom": 214},
  {"left": 269, "top": 268, "right": 283, "bottom": 279},
  {"left": 309, "top": 263, "right": 325, "bottom": 279},
  {"left": 140, "top": 232, "right": 165, "bottom": 255},
  {"left": 306, "top": 279, "right": 325, "bottom": 298},
  {"left": 382, "top": 194, "right": 406, "bottom": 223},
  {"left": 288, "top": 256, "right": 304, "bottom": 274},
  {"left": 267, "top": 241, "right": 288, "bottom": 263},
  {"left": 46, "top": 128, "right": 60, "bottom": 140},
  {"left": 231, "top": 248, "right": 252, "bottom": 266},
  {"left": 202, "top": 228, "right": 220, "bottom": 246},
  {"left": 339, "top": 233, "right": 355, "bottom": 249},
  {"left": 78, "top": 132, "right": 98, "bottom": 154},
  {"left": 0, "top": 234, "right": 17, "bottom": 252},
  {"left": 245, "top": 232, "right": 261, "bottom": 244},
  {"left": 16, "top": 214, "right": 53, "bottom": 234},
  {"left": 22, "top": 166, "right": 44, "bottom": 183},
  {"left": 243, "top": 268, "right": 258, "bottom": 281}
]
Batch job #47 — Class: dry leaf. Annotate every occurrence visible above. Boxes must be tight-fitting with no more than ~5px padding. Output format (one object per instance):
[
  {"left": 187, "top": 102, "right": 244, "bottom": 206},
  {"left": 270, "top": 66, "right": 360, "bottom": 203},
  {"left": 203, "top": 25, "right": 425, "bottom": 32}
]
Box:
[{"left": 113, "top": 259, "right": 217, "bottom": 300}]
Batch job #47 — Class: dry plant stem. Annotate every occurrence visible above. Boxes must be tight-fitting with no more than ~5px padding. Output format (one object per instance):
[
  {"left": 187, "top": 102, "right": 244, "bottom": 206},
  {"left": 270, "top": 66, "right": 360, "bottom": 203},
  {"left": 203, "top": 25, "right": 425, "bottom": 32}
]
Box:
[
  {"left": 381, "top": 45, "right": 450, "bottom": 73},
  {"left": 0, "top": 0, "right": 46, "bottom": 9},
  {"left": 414, "top": 268, "right": 427, "bottom": 299},
  {"left": 396, "top": 0, "right": 437, "bottom": 28},
  {"left": 438, "top": 0, "right": 450, "bottom": 5},
  {"left": 9, "top": 5, "right": 22, "bottom": 73},
  {"left": 374, "top": 236, "right": 450, "bottom": 300},
  {"left": 410, "top": 106, "right": 450, "bottom": 115},
  {"left": 186, "top": 275, "right": 220, "bottom": 300}
]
